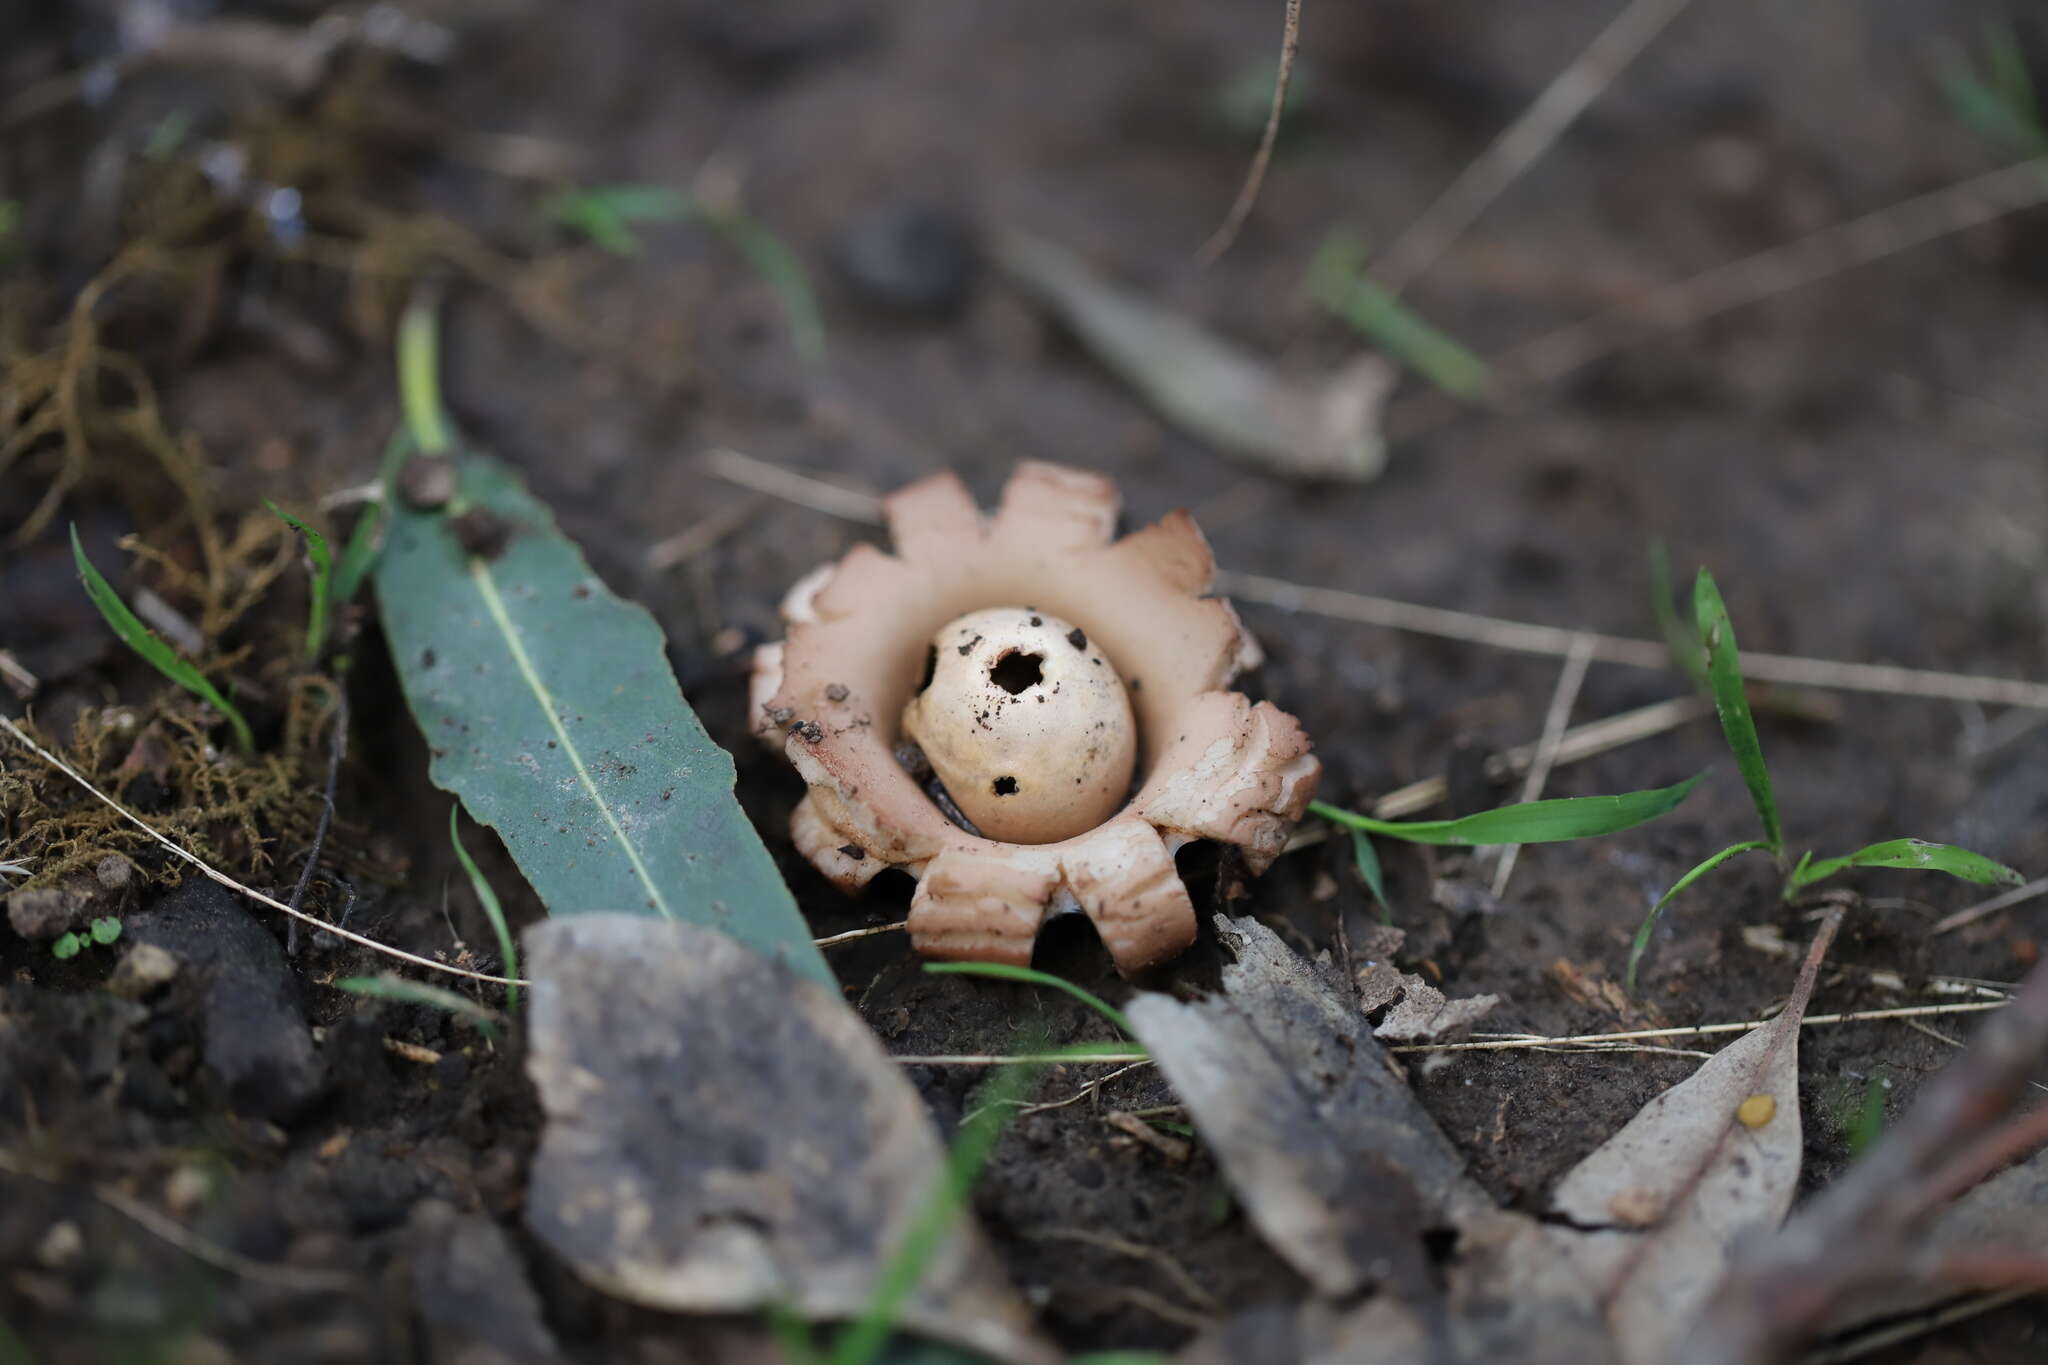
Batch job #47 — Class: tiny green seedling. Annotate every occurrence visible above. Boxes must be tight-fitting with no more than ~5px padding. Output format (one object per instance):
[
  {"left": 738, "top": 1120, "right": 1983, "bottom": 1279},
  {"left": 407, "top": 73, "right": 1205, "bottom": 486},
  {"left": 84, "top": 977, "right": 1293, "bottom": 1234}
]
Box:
[
  {"left": 334, "top": 973, "right": 503, "bottom": 1038},
  {"left": 1314, "top": 772, "right": 1702, "bottom": 921},
  {"left": 540, "top": 183, "right": 826, "bottom": 364},
  {"left": 1626, "top": 568, "right": 2024, "bottom": 988},
  {"left": 51, "top": 916, "right": 123, "bottom": 961},
  {"left": 924, "top": 961, "right": 1136, "bottom": 1038},
  {"left": 266, "top": 503, "right": 333, "bottom": 666},
  {"left": 1306, "top": 227, "right": 1491, "bottom": 399},
  {"left": 1938, "top": 22, "right": 2048, "bottom": 159},
  {"left": 71, "top": 526, "right": 254, "bottom": 753},
  {"left": 451, "top": 807, "right": 520, "bottom": 1011}
]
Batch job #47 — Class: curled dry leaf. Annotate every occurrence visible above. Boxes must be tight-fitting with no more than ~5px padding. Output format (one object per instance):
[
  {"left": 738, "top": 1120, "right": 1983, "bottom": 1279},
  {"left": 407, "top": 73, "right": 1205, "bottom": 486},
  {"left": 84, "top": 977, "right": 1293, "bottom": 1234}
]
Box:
[
  {"left": 752, "top": 462, "right": 1319, "bottom": 974},
  {"left": 992, "top": 230, "right": 1394, "bottom": 481},
  {"left": 1526, "top": 907, "right": 1843, "bottom": 1365},
  {"left": 522, "top": 915, "right": 1054, "bottom": 1365},
  {"left": 1126, "top": 916, "right": 1488, "bottom": 1300}
]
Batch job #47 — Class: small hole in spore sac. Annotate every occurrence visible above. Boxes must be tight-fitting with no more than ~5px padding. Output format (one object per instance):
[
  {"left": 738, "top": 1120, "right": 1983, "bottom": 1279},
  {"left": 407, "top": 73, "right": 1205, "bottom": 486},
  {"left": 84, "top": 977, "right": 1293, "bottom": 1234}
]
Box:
[
  {"left": 992, "top": 776, "right": 1019, "bottom": 796},
  {"left": 989, "top": 650, "right": 1043, "bottom": 695}
]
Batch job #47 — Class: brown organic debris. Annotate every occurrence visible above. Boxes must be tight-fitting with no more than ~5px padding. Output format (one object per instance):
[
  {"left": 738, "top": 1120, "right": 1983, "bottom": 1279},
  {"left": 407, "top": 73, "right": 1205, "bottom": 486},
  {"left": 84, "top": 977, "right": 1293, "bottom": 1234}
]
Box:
[{"left": 751, "top": 462, "right": 1320, "bottom": 974}]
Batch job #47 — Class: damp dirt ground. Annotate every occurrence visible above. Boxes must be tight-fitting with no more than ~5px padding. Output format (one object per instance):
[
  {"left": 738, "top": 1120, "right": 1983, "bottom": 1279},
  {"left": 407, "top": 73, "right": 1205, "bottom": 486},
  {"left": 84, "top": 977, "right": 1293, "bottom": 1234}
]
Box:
[{"left": 5, "top": 1, "right": 2048, "bottom": 1360}]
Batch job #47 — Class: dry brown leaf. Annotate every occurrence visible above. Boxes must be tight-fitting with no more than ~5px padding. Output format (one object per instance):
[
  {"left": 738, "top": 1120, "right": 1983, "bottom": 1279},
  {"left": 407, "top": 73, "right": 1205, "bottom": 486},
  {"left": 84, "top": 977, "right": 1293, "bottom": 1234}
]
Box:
[
  {"left": 1534, "top": 907, "right": 1842, "bottom": 1365},
  {"left": 521, "top": 915, "right": 1054, "bottom": 1365},
  {"left": 1126, "top": 916, "right": 1488, "bottom": 1300}
]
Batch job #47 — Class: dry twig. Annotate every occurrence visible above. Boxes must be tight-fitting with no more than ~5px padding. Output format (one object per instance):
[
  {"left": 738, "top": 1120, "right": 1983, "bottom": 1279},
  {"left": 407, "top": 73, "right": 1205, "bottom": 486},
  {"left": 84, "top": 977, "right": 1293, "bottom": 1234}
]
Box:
[
  {"left": 1369, "top": 0, "right": 1696, "bottom": 296},
  {"left": 1489, "top": 631, "right": 1594, "bottom": 898},
  {"left": 1194, "top": 0, "right": 1303, "bottom": 267}
]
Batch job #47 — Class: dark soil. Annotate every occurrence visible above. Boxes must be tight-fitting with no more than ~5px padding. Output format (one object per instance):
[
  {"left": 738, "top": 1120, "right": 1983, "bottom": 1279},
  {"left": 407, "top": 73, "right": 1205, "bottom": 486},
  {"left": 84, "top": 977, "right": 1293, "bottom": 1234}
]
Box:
[{"left": 5, "top": 1, "right": 2048, "bottom": 1361}]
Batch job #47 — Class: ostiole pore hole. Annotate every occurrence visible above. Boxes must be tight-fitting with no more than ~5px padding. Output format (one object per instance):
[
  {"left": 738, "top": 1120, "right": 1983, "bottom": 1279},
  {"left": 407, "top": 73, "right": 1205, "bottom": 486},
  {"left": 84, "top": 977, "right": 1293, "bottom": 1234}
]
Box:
[
  {"left": 989, "top": 650, "right": 1043, "bottom": 694},
  {"left": 992, "top": 775, "right": 1019, "bottom": 796}
]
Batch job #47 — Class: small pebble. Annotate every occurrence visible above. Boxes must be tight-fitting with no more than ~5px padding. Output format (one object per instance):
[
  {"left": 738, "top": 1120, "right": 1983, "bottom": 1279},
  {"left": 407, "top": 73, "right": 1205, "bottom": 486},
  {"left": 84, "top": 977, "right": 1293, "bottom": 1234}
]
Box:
[
  {"left": 833, "top": 203, "right": 975, "bottom": 316},
  {"left": 108, "top": 943, "right": 180, "bottom": 999}
]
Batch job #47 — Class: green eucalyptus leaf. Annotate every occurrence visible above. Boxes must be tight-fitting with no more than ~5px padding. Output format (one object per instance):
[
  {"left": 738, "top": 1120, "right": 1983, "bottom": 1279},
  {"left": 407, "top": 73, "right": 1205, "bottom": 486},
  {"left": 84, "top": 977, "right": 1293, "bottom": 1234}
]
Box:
[
  {"left": 1310, "top": 771, "right": 1701, "bottom": 847},
  {"left": 374, "top": 452, "right": 831, "bottom": 987}
]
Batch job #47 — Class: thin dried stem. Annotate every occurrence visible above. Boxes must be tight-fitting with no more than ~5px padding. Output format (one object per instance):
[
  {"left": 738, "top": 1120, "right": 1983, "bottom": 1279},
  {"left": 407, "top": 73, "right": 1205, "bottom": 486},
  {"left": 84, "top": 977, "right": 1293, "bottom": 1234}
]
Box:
[
  {"left": 1219, "top": 569, "right": 2048, "bottom": 710},
  {"left": 813, "top": 920, "right": 909, "bottom": 948},
  {"left": 1490, "top": 631, "right": 1594, "bottom": 898},
  {"left": 0, "top": 1150, "right": 354, "bottom": 1291},
  {"left": 1930, "top": 875, "right": 2048, "bottom": 936},
  {"left": 1, "top": 714, "right": 526, "bottom": 988},
  {"left": 1194, "top": 0, "right": 1302, "bottom": 267},
  {"left": 1388, "top": 1000, "right": 2007, "bottom": 1055},
  {"left": 1370, "top": 0, "right": 1695, "bottom": 297},
  {"left": 701, "top": 446, "right": 883, "bottom": 524}
]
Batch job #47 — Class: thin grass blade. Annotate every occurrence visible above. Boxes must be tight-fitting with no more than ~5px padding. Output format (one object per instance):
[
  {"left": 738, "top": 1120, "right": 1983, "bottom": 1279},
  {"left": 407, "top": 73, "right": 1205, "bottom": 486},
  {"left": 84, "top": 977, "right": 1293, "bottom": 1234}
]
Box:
[
  {"left": 451, "top": 807, "right": 520, "bottom": 1010},
  {"left": 1350, "top": 827, "right": 1392, "bottom": 923},
  {"left": 267, "top": 503, "right": 333, "bottom": 665},
  {"left": 1626, "top": 839, "right": 1773, "bottom": 990},
  {"left": 335, "top": 973, "right": 502, "bottom": 1037},
  {"left": 1649, "top": 541, "right": 1706, "bottom": 686},
  {"left": 1310, "top": 772, "right": 1700, "bottom": 847},
  {"left": 332, "top": 430, "right": 415, "bottom": 606},
  {"left": 71, "top": 525, "right": 253, "bottom": 752},
  {"left": 1695, "top": 569, "right": 1782, "bottom": 856},
  {"left": 1787, "top": 838, "right": 2025, "bottom": 895},
  {"left": 706, "top": 208, "right": 827, "bottom": 365},
  {"left": 1306, "top": 228, "right": 1490, "bottom": 398},
  {"left": 923, "top": 961, "right": 1134, "bottom": 1037}
]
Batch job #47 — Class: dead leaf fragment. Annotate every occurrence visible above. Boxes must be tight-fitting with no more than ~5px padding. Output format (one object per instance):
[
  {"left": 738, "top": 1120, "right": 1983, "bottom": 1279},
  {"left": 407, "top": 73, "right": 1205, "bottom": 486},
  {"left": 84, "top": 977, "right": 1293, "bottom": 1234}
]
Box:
[
  {"left": 1126, "top": 916, "right": 1487, "bottom": 1300},
  {"left": 1372, "top": 978, "right": 1500, "bottom": 1042},
  {"left": 522, "top": 915, "right": 1054, "bottom": 1365},
  {"left": 1535, "top": 907, "right": 1842, "bottom": 1365}
]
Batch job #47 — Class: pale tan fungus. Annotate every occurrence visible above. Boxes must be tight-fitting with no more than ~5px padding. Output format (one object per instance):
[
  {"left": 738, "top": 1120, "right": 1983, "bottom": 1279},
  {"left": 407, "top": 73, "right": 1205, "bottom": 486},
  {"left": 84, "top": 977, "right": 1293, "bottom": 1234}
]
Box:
[{"left": 751, "top": 461, "right": 1320, "bottom": 974}]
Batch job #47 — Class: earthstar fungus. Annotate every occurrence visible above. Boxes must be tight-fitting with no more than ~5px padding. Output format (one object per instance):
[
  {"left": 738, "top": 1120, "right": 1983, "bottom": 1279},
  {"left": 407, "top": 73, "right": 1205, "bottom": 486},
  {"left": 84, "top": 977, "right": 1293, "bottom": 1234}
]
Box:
[{"left": 751, "top": 462, "right": 1320, "bottom": 974}]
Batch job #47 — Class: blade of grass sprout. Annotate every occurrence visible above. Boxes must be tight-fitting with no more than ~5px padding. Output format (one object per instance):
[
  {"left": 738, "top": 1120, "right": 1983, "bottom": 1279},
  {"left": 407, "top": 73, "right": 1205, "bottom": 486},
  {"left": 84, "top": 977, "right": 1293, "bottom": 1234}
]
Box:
[
  {"left": 540, "top": 184, "right": 690, "bottom": 256},
  {"left": 1309, "top": 771, "right": 1700, "bottom": 846},
  {"left": 1626, "top": 839, "right": 1773, "bottom": 991},
  {"left": 335, "top": 973, "right": 502, "bottom": 1037},
  {"left": 267, "top": 503, "right": 333, "bottom": 665},
  {"left": 1786, "top": 839, "right": 2025, "bottom": 897},
  {"left": 1306, "top": 228, "right": 1491, "bottom": 398},
  {"left": 1350, "top": 828, "right": 1392, "bottom": 924},
  {"left": 1939, "top": 24, "right": 2048, "bottom": 158},
  {"left": 826, "top": 1047, "right": 1064, "bottom": 1365},
  {"left": 398, "top": 296, "right": 455, "bottom": 457},
  {"left": 923, "top": 961, "right": 1134, "bottom": 1037},
  {"left": 450, "top": 807, "right": 520, "bottom": 1011},
  {"left": 332, "top": 429, "right": 415, "bottom": 606},
  {"left": 1695, "top": 569, "right": 1782, "bottom": 857},
  {"left": 71, "top": 525, "right": 254, "bottom": 753},
  {"left": 1649, "top": 540, "right": 1706, "bottom": 686},
  {"left": 1847, "top": 1074, "right": 1888, "bottom": 1158},
  {"left": 703, "top": 206, "right": 827, "bottom": 366}
]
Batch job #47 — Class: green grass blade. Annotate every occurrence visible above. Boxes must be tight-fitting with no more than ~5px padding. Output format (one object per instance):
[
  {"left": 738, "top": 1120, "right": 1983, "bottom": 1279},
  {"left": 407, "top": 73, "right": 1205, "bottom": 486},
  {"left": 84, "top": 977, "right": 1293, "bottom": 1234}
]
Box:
[
  {"left": 451, "top": 807, "right": 520, "bottom": 1011},
  {"left": 1787, "top": 839, "right": 2025, "bottom": 896},
  {"left": 1306, "top": 228, "right": 1491, "bottom": 398},
  {"left": 540, "top": 184, "right": 690, "bottom": 256},
  {"left": 1350, "top": 828, "right": 1392, "bottom": 924},
  {"left": 332, "top": 429, "right": 415, "bottom": 606},
  {"left": 335, "top": 973, "right": 502, "bottom": 1037},
  {"left": 706, "top": 207, "right": 828, "bottom": 366},
  {"left": 398, "top": 298, "right": 455, "bottom": 457},
  {"left": 71, "top": 524, "right": 253, "bottom": 753},
  {"left": 827, "top": 1056, "right": 1042, "bottom": 1365},
  {"left": 923, "top": 961, "right": 1134, "bottom": 1037},
  {"left": 1626, "top": 839, "right": 1773, "bottom": 991},
  {"left": 1649, "top": 541, "right": 1706, "bottom": 687},
  {"left": 1847, "top": 1074, "right": 1888, "bottom": 1157},
  {"left": 268, "top": 502, "right": 333, "bottom": 665},
  {"left": 1309, "top": 772, "right": 1701, "bottom": 847},
  {"left": 1695, "top": 569, "right": 1781, "bottom": 856}
]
